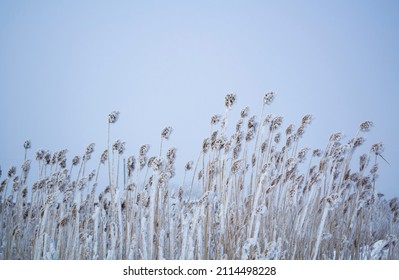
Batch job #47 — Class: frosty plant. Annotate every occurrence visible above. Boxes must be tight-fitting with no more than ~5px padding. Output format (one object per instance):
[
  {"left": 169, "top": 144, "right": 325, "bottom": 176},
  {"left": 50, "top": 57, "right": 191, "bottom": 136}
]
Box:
[{"left": 0, "top": 93, "right": 398, "bottom": 260}]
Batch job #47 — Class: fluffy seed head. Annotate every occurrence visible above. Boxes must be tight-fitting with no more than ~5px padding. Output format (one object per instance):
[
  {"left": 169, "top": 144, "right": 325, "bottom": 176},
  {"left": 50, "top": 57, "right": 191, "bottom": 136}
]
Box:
[
  {"left": 161, "top": 126, "right": 173, "bottom": 140},
  {"left": 245, "top": 128, "right": 255, "bottom": 142},
  {"left": 202, "top": 138, "right": 210, "bottom": 154},
  {"left": 261, "top": 141, "right": 268, "bottom": 153},
  {"left": 285, "top": 124, "right": 295, "bottom": 136},
  {"left": 224, "top": 93, "right": 236, "bottom": 109},
  {"left": 100, "top": 150, "right": 108, "bottom": 164},
  {"left": 301, "top": 114, "right": 313, "bottom": 125},
  {"left": 224, "top": 138, "right": 233, "bottom": 154},
  {"left": 236, "top": 118, "right": 243, "bottom": 132},
  {"left": 108, "top": 111, "right": 120, "bottom": 124},
  {"left": 214, "top": 137, "right": 225, "bottom": 150},
  {"left": 22, "top": 160, "right": 31, "bottom": 173},
  {"left": 44, "top": 151, "right": 51, "bottom": 165},
  {"left": 371, "top": 142, "right": 384, "bottom": 155},
  {"left": 251, "top": 154, "right": 256, "bottom": 167},
  {"left": 211, "top": 114, "right": 222, "bottom": 125},
  {"left": 139, "top": 156, "right": 147, "bottom": 169},
  {"left": 233, "top": 144, "right": 241, "bottom": 159},
  {"left": 270, "top": 116, "right": 283, "bottom": 131},
  {"left": 8, "top": 166, "right": 16, "bottom": 178},
  {"left": 85, "top": 143, "right": 95, "bottom": 155},
  {"left": 352, "top": 137, "right": 366, "bottom": 148},
  {"left": 312, "top": 149, "right": 323, "bottom": 157},
  {"left": 231, "top": 160, "right": 243, "bottom": 174},
  {"left": 127, "top": 156, "right": 136, "bottom": 177},
  {"left": 151, "top": 157, "right": 163, "bottom": 171},
  {"left": 263, "top": 114, "right": 273, "bottom": 126},
  {"left": 72, "top": 156, "right": 80, "bottom": 166},
  {"left": 185, "top": 161, "right": 194, "bottom": 171},
  {"left": 0, "top": 179, "right": 7, "bottom": 192},
  {"left": 139, "top": 144, "right": 150, "bottom": 156},
  {"left": 24, "top": 140, "right": 31, "bottom": 149},
  {"left": 360, "top": 121, "right": 373, "bottom": 132},
  {"left": 35, "top": 149, "right": 45, "bottom": 161},
  {"left": 247, "top": 115, "right": 257, "bottom": 130},
  {"left": 148, "top": 156, "right": 156, "bottom": 168},
  {"left": 274, "top": 133, "right": 281, "bottom": 144},
  {"left": 360, "top": 154, "right": 369, "bottom": 172},
  {"left": 240, "top": 107, "right": 250, "bottom": 118},
  {"left": 166, "top": 147, "right": 177, "bottom": 163},
  {"left": 329, "top": 132, "right": 344, "bottom": 142},
  {"left": 263, "top": 91, "right": 275, "bottom": 105},
  {"left": 297, "top": 148, "right": 309, "bottom": 162},
  {"left": 370, "top": 164, "right": 378, "bottom": 174},
  {"left": 112, "top": 140, "right": 125, "bottom": 154}
]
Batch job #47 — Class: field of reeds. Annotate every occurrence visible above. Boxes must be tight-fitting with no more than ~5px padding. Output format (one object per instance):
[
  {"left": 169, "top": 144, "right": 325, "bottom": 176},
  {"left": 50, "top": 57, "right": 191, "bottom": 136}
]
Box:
[{"left": 1, "top": 93, "right": 398, "bottom": 260}]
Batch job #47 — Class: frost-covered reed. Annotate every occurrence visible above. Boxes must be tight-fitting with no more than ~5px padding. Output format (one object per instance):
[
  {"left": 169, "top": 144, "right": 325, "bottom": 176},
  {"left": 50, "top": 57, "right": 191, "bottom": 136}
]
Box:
[{"left": 0, "top": 93, "right": 398, "bottom": 260}]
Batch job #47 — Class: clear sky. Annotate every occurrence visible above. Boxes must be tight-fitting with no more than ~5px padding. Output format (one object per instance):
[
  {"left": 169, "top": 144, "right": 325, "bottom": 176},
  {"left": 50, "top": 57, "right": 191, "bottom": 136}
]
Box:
[{"left": 1, "top": 0, "right": 398, "bottom": 198}]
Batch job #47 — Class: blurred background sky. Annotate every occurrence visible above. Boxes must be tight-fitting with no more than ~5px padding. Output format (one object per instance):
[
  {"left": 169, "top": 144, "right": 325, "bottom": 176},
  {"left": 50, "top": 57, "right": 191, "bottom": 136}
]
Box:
[{"left": 1, "top": 0, "right": 398, "bottom": 198}]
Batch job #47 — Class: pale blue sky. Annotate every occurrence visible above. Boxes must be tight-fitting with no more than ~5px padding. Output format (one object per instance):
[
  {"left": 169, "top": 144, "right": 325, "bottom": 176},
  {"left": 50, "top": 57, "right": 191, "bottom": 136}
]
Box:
[{"left": 1, "top": 0, "right": 398, "bottom": 198}]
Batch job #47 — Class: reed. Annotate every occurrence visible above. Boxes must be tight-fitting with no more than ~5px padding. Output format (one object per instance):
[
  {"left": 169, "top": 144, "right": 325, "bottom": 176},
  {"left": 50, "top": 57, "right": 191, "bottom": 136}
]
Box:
[{"left": 0, "top": 93, "right": 398, "bottom": 260}]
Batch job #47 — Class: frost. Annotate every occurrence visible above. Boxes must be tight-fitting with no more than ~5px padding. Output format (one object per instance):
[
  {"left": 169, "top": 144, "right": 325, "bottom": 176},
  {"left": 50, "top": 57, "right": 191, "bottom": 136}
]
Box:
[{"left": 371, "top": 240, "right": 389, "bottom": 260}]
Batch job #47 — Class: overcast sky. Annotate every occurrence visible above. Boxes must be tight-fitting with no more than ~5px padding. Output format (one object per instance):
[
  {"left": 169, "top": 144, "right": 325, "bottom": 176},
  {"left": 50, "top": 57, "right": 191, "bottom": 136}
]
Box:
[{"left": 1, "top": 0, "right": 398, "bottom": 198}]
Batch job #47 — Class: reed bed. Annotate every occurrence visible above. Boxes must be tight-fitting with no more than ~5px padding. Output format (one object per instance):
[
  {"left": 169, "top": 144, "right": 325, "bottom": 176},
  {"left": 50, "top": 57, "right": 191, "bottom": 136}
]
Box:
[{"left": 0, "top": 93, "right": 398, "bottom": 260}]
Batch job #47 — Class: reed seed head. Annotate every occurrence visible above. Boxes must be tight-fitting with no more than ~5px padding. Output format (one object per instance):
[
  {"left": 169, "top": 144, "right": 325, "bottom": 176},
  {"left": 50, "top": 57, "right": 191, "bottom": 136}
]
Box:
[
  {"left": 112, "top": 139, "right": 125, "bottom": 154},
  {"left": 202, "top": 138, "right": 210, "bottom": 154},
  {"left": 139, "top": 144, "right": 150, "bottom": 156},
  {"left": 127, "top": 156, "right": 136, "bottom": 177},
  {"left": 247, "top": 115, "right": 257, "bottom": 130},
  {"left": 166, "top": 147, "right": 177, "bottom": 163},
  {"left": 245, "top": 128, "right": 255, "bottom": 142},
  {"left": 370, "top": 142, "right": 384, "bottom": 155},
  {"left": 151, "top": 157, "right": 163, "bottom": 171},
  {"left": 301, "top": 114, "right": 313, "bottom": 125},
  {"left": 85, "top": 143, "right": 95, "bottom": 156},
  {"left": 100, "top": 150, "right": 108, "bottom": 164},
  {"left": 236, "top": 118, "right": 243, "bottom": 132},
  {"left": 211, "top": 114, "right": 222, "bottom": 125},
  {"left": 198, "top": 169, "right": 203, "bottom": 181},
  {"left": 88, "top": 170, "right": 96, "bottom": 181},
  {"left": 359, "top": 154, "right": 369, "bottom": 172},
  {"left": 23, "top": 139, "right": 31, "bottom": 149},
  {"left": 108, "top": 111, "right": 120, "bottom": 124},
  {"left": 22, "top": 160, "right": 31, "bottom": 173},
  {"left": 72, "top": 156, "right": 80, "bottom": 166},
  {"left": 161, "top": 126, "right": 173, "bottom": 140},
  {"left": 139, "top": 155, "right": 147, "bottom": 169},
  {"left": 351, "top": 137, "right": 366, "bottom": 148},
  {"left": 251, "top": 154, "right": 256, "bottom": 167},
  {"left": 360, "top": 120, "right": 373, "bottom": 132},
  {"left": 44, "top": 151, "right": 51, "bottom": 165},
  {"left": 270, "top": 116, "right": 283, "bottom": 132},
  {"left": 329, "top": 132, "right": 344, "bottom": 142},
  {"left": 263, "top": 91, "right": 275, "bottom": 105},
  {"left": 312, "top": 149, "right": 322, "bottom": 157},
  {"left": 35, "top": 149, "right": 45, "bottom": 161},
  {"left": 274, "top": 133, "right": 281, "bottom": 144},
  {"left": 285, "top": 124, "right": 295, "bottom": 136},
  {"left": 8, "top": 166, "right": 16, "bottom": 178},
  {"left": 224, "top": 93, "right": 236, "bottom": 109},
  {"left": 185, "top": 161, "right": 194, "bottom": 171},
  {"left": 233, "top": 144, "right": 241, "bottom": 159},
  {"left": 231, "top": 160, "right": 243, "bottom": 174},
  {"left": 370, "top": 164, "right": 378, "bottom": 174},
  {"left": 240, "top": 107, "right": 250, "bottom": 118}
]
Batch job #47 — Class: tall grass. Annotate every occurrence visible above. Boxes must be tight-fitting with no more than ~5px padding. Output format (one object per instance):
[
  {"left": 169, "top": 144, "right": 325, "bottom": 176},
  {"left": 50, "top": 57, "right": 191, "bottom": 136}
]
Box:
[{"left": 0, "top": 93, "right": 398, "bottom": 260}]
